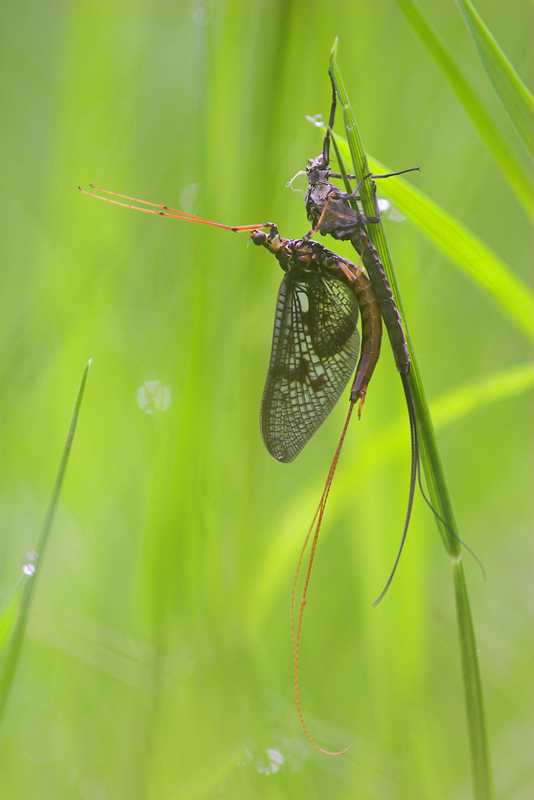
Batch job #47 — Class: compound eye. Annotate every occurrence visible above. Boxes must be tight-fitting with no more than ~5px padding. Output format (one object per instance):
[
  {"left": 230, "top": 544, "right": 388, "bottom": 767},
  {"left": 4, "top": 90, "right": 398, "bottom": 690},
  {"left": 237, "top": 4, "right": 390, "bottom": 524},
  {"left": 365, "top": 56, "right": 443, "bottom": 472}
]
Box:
[{"left": 251, "top": 230, "right": 267, "bottom": 246}]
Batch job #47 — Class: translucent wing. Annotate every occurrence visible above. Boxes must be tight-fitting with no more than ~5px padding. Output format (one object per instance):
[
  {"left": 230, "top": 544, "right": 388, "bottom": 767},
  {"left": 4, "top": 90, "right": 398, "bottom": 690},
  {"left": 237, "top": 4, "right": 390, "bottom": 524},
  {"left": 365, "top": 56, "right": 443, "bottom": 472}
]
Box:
[{"left": 261, "top": 270, "right": 360, "bottom": 462}]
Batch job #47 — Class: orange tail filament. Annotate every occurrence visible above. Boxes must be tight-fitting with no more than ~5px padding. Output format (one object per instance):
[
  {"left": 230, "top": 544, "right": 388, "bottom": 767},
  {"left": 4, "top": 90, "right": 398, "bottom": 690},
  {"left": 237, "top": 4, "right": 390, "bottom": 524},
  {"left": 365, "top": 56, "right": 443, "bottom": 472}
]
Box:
[
  {"left": 78, "top": 185, "right": 272, "bottom": 232},
  {"left": 291, "top": 401, "right": 356, "bottom": 755}
]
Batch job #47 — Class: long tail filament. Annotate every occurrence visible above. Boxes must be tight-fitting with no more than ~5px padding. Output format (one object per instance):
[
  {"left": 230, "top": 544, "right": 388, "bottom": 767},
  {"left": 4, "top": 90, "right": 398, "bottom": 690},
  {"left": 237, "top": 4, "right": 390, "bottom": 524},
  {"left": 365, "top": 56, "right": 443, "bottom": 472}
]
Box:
[
  {"left": 291, "top": 401, "right": 356, "bottom": 755},
  {"left": 78, "top": 185, "right": 272, "bottom": 232}
]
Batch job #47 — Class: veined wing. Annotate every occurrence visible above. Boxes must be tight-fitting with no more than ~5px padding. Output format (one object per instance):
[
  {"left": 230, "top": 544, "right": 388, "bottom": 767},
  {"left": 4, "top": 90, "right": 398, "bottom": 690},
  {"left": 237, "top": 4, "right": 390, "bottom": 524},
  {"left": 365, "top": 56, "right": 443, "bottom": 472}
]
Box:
[{"left": 261, "top": 270, "right": 360, "bottom": 462}]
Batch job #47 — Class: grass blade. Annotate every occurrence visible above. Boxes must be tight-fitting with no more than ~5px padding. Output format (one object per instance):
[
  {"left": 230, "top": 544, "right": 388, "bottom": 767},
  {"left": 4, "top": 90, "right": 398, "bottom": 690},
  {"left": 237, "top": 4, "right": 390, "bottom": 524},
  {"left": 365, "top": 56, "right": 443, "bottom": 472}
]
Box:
[
  {"left": 0, "top": 360, "right": 92, "bottom": 721},
  {"left": 399, "top": 1, "right": 532, "bottom": 215},
  {"left": 329, "top": 43, "right": 494, "bottom": 800},
  {"left": 457, "top": 0, "right": 534, "bottom": 157}
]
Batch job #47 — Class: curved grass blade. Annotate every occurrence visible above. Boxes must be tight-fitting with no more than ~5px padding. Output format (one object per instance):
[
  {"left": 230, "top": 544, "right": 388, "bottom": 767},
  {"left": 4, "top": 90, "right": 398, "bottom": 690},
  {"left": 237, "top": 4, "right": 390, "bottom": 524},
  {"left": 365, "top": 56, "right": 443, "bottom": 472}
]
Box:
[
  {"left": 309, "top": 120, "right": 533, "bottom": 340},
  {"left": 0, "top": 359, "right": 92, "bottom": 721},
  {"left": 457, "top": 0, "right": 534, "bottom": 158},
  {"left": 329, "top": 43, "right": 494, "bottom": 799},
  {"left": 431, "top": 360, "right": 533, "bottom": 426},
  {"left": 399, "top": 1, "right": 532, "bottom": 215},
  {"left": 0, "top": 576, "right": 27, "bottom": 654}
]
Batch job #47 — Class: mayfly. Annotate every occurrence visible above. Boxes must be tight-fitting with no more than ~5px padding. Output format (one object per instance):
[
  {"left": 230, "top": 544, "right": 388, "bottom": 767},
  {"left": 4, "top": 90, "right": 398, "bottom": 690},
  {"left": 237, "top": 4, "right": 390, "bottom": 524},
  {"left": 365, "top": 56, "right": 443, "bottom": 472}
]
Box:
[
  {"left": 298, "top": 70, "right": 427, "bottom": 605},
  {"left": 79, "top": 184, "right": 382, "bottom": 752}
]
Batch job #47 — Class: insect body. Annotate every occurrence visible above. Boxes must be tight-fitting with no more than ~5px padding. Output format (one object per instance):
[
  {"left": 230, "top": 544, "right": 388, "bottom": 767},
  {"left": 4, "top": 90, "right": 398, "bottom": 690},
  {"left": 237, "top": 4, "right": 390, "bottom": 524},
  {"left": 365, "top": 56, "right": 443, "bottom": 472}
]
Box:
[{"left": 305, "top": 165, "right": 412, "bottom": 376}]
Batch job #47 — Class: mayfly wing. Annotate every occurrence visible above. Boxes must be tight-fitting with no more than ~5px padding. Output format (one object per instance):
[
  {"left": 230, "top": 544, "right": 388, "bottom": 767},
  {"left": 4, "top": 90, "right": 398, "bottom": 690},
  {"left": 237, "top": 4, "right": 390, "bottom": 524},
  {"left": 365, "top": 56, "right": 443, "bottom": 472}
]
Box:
[{"left": 261, "top": 270, "right": 360, "bottom": 463}]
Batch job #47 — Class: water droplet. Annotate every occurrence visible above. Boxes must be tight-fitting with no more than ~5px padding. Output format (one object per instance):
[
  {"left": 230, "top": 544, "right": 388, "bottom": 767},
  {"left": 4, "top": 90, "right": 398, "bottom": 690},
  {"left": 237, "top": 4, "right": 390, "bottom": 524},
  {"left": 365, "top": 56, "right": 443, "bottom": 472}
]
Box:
[
  {"left": 256, "top": 748, "right": 284, "bottom": 774},
  {"left": 305, "top": 114, "right": 324, "bottom": 128},
  {"left": 378, "top": 198, "right": 405, "bottom": 222},
  {"left": 22, "top": 563, "right": 36, "bottom": 576},
  {"left": 266, "top": 748, "right": 284, "bottom": 771},
  {"left": 137, "top": 381, "right": 171, "bottom": 414}
]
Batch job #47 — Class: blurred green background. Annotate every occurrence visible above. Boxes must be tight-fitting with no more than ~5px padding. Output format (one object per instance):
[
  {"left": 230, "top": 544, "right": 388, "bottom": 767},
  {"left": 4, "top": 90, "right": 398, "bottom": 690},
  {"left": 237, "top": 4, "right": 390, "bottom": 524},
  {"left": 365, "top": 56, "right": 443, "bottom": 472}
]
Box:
[{"left": 1, "top": 2, "right": 532, "bottom": 799}]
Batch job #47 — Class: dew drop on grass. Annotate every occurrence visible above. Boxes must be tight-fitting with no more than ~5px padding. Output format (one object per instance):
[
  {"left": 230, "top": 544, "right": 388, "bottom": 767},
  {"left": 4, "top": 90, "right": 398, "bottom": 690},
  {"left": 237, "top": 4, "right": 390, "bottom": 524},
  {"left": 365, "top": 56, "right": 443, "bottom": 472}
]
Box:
[{"left": 137, "top": 381, "right": 172, "bottom": 415}]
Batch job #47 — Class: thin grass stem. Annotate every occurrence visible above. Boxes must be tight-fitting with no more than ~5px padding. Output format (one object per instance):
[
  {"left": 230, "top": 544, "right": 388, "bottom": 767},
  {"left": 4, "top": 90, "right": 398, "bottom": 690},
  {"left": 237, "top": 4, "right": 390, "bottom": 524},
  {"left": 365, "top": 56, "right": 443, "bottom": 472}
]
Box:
[
  {"left": 0, "top": 360, "right": 92, "bottom": 721},
  {"left": 329, "top": 41, "right": 494, "bottom": 800}
]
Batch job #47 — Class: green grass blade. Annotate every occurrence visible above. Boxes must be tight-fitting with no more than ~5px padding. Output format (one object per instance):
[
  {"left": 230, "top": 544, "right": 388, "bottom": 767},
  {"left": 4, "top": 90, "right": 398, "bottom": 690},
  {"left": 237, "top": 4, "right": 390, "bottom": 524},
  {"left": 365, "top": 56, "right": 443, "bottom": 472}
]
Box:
[
  {"left": 311, "top": 121, "right": 533, "bottom": 339},
  {"left": 0, "top": 360, "right": 92, "bottom": 721},
  {"left": 457, "top": 0, "right": 534, "bottom": 157},
  {"left": 0, "top": 577, "right": 27, "bottom": 653},
  {"left": 453, "top": 560, "right": 494, "bottom": 800},
  {"left": 431, "top": 360, "right": 533, "bottom": 427},
  {"left": 330, "top": 47, "right": 494, "bottom": 800},
  {"left": 399, "top": 1, "right": 532, "bottom": 214}
]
